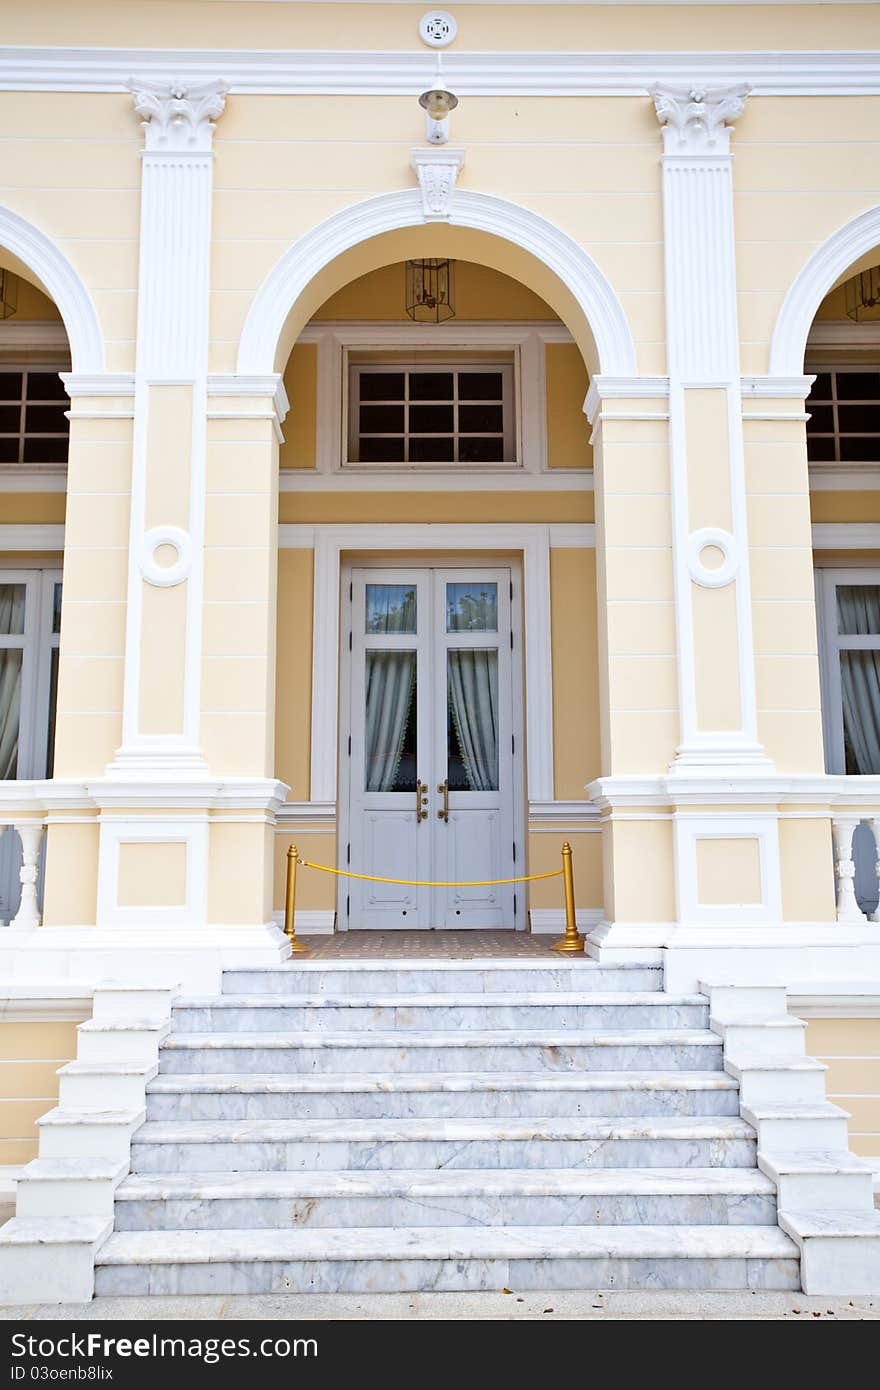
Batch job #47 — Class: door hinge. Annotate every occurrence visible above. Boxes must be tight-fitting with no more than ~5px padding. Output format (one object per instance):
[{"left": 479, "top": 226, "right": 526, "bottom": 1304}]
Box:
[
  {"left": 346, "top": 842, "right": 351, "bottom": 864},
  {"left": 513, "top": 892, "right": 517, "bottom": 916},
  {"left": 347, "top": 734, "right": 351, "bottom": 757},
  {"left": 349, "top": 631, "right": 352, "bottom": 651},
  {"left": 511, "top": 734, "right": 515, "bottom": 755},
  {"left": 509, "top": 580, "right": 514, "bottom": 601},
  {"left": 346, "top": 894, "right": 350, "bottom": 916},
  {"left": 510, "top": 629, "right": 514, "bottom": 650},
  {"left": 512, "top": 841, "right": 516, "bottom": 862},
  {"left": 350, "top": 581, "right": 353, "bottom": 601}
]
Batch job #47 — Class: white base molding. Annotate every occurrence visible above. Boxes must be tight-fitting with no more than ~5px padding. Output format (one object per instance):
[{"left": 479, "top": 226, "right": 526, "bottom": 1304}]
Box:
[
  {"left": 0, "top": 924, "right": 291, "bottom": 996},
  {"left": 528, "top": 908, "right": 603, "bottom": 935},
  {"left": 272, "top": 909, "right": 336, "bottom": 936}
]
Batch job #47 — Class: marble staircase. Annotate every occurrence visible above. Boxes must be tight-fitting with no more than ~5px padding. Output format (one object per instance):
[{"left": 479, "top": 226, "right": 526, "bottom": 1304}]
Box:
[{"left": 93, "top": 959, "right": 802, "bottom": 1295}]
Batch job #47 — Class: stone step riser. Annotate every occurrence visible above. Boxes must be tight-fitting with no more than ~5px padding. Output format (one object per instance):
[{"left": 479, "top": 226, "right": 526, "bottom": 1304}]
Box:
[
  {"left": 221, "top": 968, "right": 664, "bottom": 996},
  {"left": 158, "top": 1042, "right": 724, "bottom": 1075},
  {"left": 15, "top": 1179, "right": 119, "bottom": 1222},
  {"left": 171, "top": 1003, "right": 708, "bottom": 1033},
  {"left": 77, "top": 1032, "right": 163, "bottom": 1067},
  {"left": 754, "top": 1117, "right": 850, "bottom": 1151},
  {"left": 129, "top": 1135, "right": 757, "bottom": 1174},
  {"left": 39, "top": 1126, "right": 138, "bottom": 1163},
  {"left": 736, "top": 1073, "right": 827, "bottom": 1108},
  {"left": 59, "top": 1074, "right": 150, "bottom": 1112},
  {"left": 93, "top": 1251, "right": 800, "bottom": 1297},
  {"left": 114, "top": 1190, "right": 779, "bottom": 1232},
  {"left": 144, "top": 1088, "right": 741, "bottom": 1122},
  {"left": 775, "top": 1172, "right": 876, "bottom": 1212}
]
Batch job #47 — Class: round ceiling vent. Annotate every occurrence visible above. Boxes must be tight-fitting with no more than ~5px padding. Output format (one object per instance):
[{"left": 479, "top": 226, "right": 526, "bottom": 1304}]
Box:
[{"left": 419, "top": 11, "right": 457, "bottom": 48}]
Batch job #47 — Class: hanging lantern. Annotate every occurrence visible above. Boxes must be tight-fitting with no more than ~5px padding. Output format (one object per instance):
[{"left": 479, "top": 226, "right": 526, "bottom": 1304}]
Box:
[
  {"left": 0, "top": 269, "right": 18, "bottom": 321},
  {"left": 845, "top": 266, "right": 880, "bottom": 322},
  {"left": 406, "top": 259, "right": 455, "bottom": 323}
]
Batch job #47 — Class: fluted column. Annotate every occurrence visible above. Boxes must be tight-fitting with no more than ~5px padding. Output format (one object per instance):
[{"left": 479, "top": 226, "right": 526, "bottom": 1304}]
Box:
[
  {"left": 109, "top": 79, "right": 227, "bottom": 775},
  {"left": 653, "top": 83, "right": 770, "bottom": 772}
]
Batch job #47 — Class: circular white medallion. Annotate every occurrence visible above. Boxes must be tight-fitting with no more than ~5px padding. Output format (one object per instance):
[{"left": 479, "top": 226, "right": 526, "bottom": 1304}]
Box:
[
  {"left": 419, "top": 11, "right": 458, "bottom": 47},
  {"left": 140, "top": 525, "right": 192, "bottom": 587},
  {"left": 686, "top": 527, "right": 739, "bottom": 588}
]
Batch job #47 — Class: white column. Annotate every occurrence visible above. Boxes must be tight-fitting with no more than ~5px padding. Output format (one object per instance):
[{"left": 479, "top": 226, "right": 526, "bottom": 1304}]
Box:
[
  {"left": 108, "top": 79, "right": 227, "bottom": 776},
  {"left": 832, "top": 816, "right": 869, "bottom": 924},
  {"left": 653, "top": 83, "right": 771, "bottom": 772}
]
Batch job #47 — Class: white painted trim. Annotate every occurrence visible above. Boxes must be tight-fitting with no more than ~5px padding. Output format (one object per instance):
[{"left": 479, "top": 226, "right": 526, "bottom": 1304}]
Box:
[
  {"left": 238, "top": 189, "right": 636, "bottom": 378},
  {"left": 277, "top": 522, "right": 595, "bottom": 549},
  {"left": 0, "top": 206, "right": 104, "bottom": 374},
  {"left": 0, "top": 321, "right": 69, "bottom": 354},
  {"left": 813, "top": 524, "right": 880, "bottom": 550},
  {"left": 0, "top": 525, "right": 64, "bottom": 551},
  {"left": 527, "top": 799, "right": 601, "bottom": 826},
  {"left": 275, "top": 800, "right": 337, "bottom": 826},
  {"left": 279, "top": 469, "right": 594, "bottom": 493},
  {"left": 5, "top": 48, "right": 880, "bottom": 97},
  {"left": 529, "top": 907, "right": 603, "bottom": 935},
  {"left": 809, "top": 466, "right": 880, "bottom": 491},
  {"left": 771, "top": 205, "right": 880, "bottom": 376},
  {"left": 807, "top": 321, "right": 880, "bottom": 351},
  {"left": 674, "top": 812, "right": 783, "bottom": 926},
  {"left": 0, "top": 472, "right": 67, "bottom": 493},
  {"left": 95, "top": 816, "right": 209, "bottom": 929},
  {"left": 271, "top": 908, "right": 335, "bottom": 935},
  {"left": 306, "top": 524, "right": 555, "bottom": 805}
]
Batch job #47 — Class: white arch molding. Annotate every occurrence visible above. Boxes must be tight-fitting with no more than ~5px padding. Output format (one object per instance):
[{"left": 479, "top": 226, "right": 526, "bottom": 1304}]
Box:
[
  {"left": 237, "top": 187, "right": 638, "bottom": 376},
  {"left": 770, "top": 204, "right": 880, "bottom": 376},
  {"left": 0, "top": 205, "right": 105, "bottom": 374}
]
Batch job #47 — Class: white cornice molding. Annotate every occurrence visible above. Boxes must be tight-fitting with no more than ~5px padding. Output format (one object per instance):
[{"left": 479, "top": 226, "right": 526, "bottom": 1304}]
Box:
[
  {"left": 588, "top": 771, "right": 880, "bottom": 810},
  {"left": 128, "top": 77, "right": 228, "bottom": 152},
  {"left": 207, "top": 373, "right": 290, "bottom": 429},
  {"left": 0, "top": 321, "right": 69, "bottom": 355},
  {"left": 741, "top": 375, "right": 816, "bottom": 399},
  {"left": 60, "top": 372, "right": 135, "bottom": 397},
  {"left": 410, "top": 146, "right": 465, "bottom": 221},
  {"left": 813, "top": 523, "right": 880, "bottom": 549},
  {"left": 0, "top": 524, "right": 64, "bottom": 550},
  {"left": 583, "top": 374, "right": 670, "bottom": 423},
  {"left": 808, "top": 321, "right": 880, "bottom": 350},
  {"left": 651, "top": 82, "right": 750, "bottom": 155},
  {"left": 296, "top": 320, "right": 574, "bottom": 346},
  {"left": 278, "top": 470, "right": 595, "bottom": 493},
  {"left": 5, "top": 49, "right": 880, "bottom": 96}
]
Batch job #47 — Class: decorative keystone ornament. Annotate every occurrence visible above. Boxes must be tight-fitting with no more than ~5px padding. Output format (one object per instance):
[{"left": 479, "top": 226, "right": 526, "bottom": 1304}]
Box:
[{"left": 410, "top": 146, "right": 465, "bottom": 222}]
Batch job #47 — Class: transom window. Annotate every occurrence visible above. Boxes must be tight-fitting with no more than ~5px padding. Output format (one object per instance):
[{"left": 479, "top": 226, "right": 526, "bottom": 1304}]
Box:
[
  {"left": 347, "top": 362, "right": 515, "bottom": 467},
  {"left": 806, "top": 368, "right": 880, "bottom": 465},
  {"left": 0, "top": 368, "right": 69, "bottom": 466}
]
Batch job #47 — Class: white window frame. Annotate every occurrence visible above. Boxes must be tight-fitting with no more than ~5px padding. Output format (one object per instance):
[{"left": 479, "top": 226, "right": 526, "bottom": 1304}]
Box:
[
  {"left": 816, "top": 565, "right": 880, "bottom": 773},
  {"left": 0, "top": 566, "right": 61, "bottom": 780},
  {"left": 346, "top": 360, "right": 516, "bottom": 469},
  {"left": 287, "top": 321, "right": 587, "bottom": 487}
]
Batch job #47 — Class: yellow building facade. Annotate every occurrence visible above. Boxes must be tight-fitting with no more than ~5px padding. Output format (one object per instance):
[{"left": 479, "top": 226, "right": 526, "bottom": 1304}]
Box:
[{"left": 1, "top": 0, "right": 880, "bottom": 1302}]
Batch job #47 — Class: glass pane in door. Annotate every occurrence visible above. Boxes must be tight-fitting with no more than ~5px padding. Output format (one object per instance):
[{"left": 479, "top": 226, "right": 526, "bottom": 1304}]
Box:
[
  {"left": 0, "top": 649, "right": 23, "bottom": 778},
  {"left": 837, "top": 585, "right": 880, "bottom": 634},
  {"left": 0, "top": 584, "right": 25, "bottom": 635},
  {"left": 840, "top": 649, "right": 880, "bottom": 773},
  {"left": 366, "top": 584, "right": 416, "bottom": 633},
  {"left": 365, "top": 650, "right": 417, "bottom": 791},
  {"left": 446, "top": 582, "right": 498, "bottom": 632},
  {"left": 447, "top": 648, "right": 498, "bottom": 791}
]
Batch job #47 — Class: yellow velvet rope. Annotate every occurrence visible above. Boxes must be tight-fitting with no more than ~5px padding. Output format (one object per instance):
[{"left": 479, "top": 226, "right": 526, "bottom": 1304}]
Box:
[{"left": 296, "top": 859, "right": 564, "bottom": 889}]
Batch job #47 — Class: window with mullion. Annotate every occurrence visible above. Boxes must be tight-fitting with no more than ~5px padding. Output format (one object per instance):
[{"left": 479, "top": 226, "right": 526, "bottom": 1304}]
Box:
[
  {"left": 0, "top": 367, "right": 69, "bottom": 466},
  {"left": 349, "top": 363, "right": 512, "bottom": 467},
  {"left": 806, "top": 367, "right": 880, "bottom": 466}
]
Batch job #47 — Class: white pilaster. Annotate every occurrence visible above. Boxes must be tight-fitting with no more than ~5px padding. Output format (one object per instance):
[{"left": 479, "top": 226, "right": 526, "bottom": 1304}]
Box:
[
  {"left": 652, "top": 83, "right": 770, "bottom": 772},
  {"left": 109, "top": 79, "right": 227, "bottom": 777}
]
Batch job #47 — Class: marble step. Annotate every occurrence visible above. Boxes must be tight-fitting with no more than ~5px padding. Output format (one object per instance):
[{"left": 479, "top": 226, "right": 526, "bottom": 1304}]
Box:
[
  {"left": 128, "top": 1114, "right": 757, "bottom": 1173},
  {"left": 113, "top": 1166, "right": 779, "bottom": 1231},
  {"left": 145, "top": 1069, "right": 742, "bottom": 1121},
  {"left": 158, "top": 1029, "right": 724, "bottom": 1075},
  {"left": 171, "top": 992, "right": 707, "bottom": 1033},
  {"left": 222, "top": 961, "right": 663, "bottom": 996},
  {"left": 93, "top": 1224, "right": 800, "bottom": 1295}
]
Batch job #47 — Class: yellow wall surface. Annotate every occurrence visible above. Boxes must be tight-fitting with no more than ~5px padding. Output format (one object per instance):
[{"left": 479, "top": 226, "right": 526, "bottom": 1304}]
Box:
[
  {"left": 804, "top": 1017, "right": 880, "bottom": 1161},
  {"left": 0, "top": 1019, "right": 82, "bottom": 1166}
]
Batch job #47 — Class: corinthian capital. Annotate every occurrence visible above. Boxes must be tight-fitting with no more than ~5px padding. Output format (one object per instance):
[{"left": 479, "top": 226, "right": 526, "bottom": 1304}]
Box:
[
  {"left": 128, "top": 78, "right": 228, "bottom": 152},
  {"left": 651, "top": 83, "right": 750, "bottom": 154}
]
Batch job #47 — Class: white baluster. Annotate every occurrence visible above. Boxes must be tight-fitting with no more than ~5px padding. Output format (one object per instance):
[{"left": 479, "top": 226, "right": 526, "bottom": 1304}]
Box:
[
  {"left": 832, "top": 816, "right": 868, "bottom": 923},
  {"left": 10, "top": 822, "right": 43, "bottom": 929},
  {"left": 870, "top": 817, "right": 880, "bottom": 924}
]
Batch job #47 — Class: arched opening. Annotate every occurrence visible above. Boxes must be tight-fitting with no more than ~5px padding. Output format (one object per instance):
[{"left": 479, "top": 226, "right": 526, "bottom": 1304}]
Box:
[{"left": 270, "top": 235, "right": 605, "bottom": 938}]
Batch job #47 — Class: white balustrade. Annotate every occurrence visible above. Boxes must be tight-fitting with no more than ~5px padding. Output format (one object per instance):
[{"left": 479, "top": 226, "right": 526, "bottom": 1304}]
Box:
[
  {"left": 1, "top": 820, "right": 45, "bottom": 928},
  {"left": 832, "top": 814, "right": 880, "bottom": 924}
]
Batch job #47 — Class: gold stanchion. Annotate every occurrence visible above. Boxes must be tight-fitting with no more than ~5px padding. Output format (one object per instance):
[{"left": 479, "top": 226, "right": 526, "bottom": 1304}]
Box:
[
  {"left": 552, "top": 840, "right": 584, "bottom": 954},
  {"left": 284, "top": 843, "right": 309, "bottom": 955}
]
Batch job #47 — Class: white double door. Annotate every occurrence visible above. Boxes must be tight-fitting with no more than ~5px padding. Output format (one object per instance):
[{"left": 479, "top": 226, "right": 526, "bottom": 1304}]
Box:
[{"left": 344, "top": 565, "right": 520, "bottom": 929}]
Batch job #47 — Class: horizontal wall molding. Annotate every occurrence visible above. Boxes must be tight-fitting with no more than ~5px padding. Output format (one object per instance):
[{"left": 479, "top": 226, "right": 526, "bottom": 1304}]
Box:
[
  {"left": 0, "top": 525, "right": 64, "bottom": 550},
  {"left": 0, "top": 471, "right": 67, "bottom": 493},
  {"left": 808, "top": 322, "right": 880, "bottom": 350},
  {"left": 4, "top": 48, "right": 880, "bottom": 95},
  {"left": 813, "top": 523, "right": 880, "bottom": 549},
  {"left": 278, "top": 470, "right": 595, "bottom": 493},
  {"left": 279, "top": 522, "right": 595, "bottom": 548},
  {"left": 0, "top": 321, "right": 69, "bottom": 354}
]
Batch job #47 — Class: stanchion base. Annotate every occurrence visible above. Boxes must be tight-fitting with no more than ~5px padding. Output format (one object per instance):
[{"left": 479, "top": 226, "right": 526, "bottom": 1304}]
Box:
[
  {"left": 551, "top": 935, "right": 585, "bottom": 954},
  {"left": 285, "top": 937, "right": 310, "bottom": 955}
]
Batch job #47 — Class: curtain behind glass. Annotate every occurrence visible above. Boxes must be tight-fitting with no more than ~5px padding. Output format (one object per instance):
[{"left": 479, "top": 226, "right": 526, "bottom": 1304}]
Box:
[
  {"left": 837, "top": 586, "right": 880, "bottom": 774},
  {"left": 0, "top": 585, "right": 25, "bottom": 780},
  {"left": 365, "top": 650, "right": 416, "bottom": 791},
  {"left": 447, "top": 649, "right": 498, "bottom": 791}
]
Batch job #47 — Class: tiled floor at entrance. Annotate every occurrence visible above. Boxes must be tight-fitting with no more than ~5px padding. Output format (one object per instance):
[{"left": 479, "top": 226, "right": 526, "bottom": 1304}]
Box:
[{"left": 296, "top": 931, "right": 566, "bottom": 958}]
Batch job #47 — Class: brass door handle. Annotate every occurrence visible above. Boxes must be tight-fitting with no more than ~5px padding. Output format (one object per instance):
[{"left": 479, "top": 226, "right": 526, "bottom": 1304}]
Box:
[
  {"left": 437, "top": 779, "right": 449, "bottom": 822},
  {"left": 416, "top": 778, "right": 429, "bottom": 823}
]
